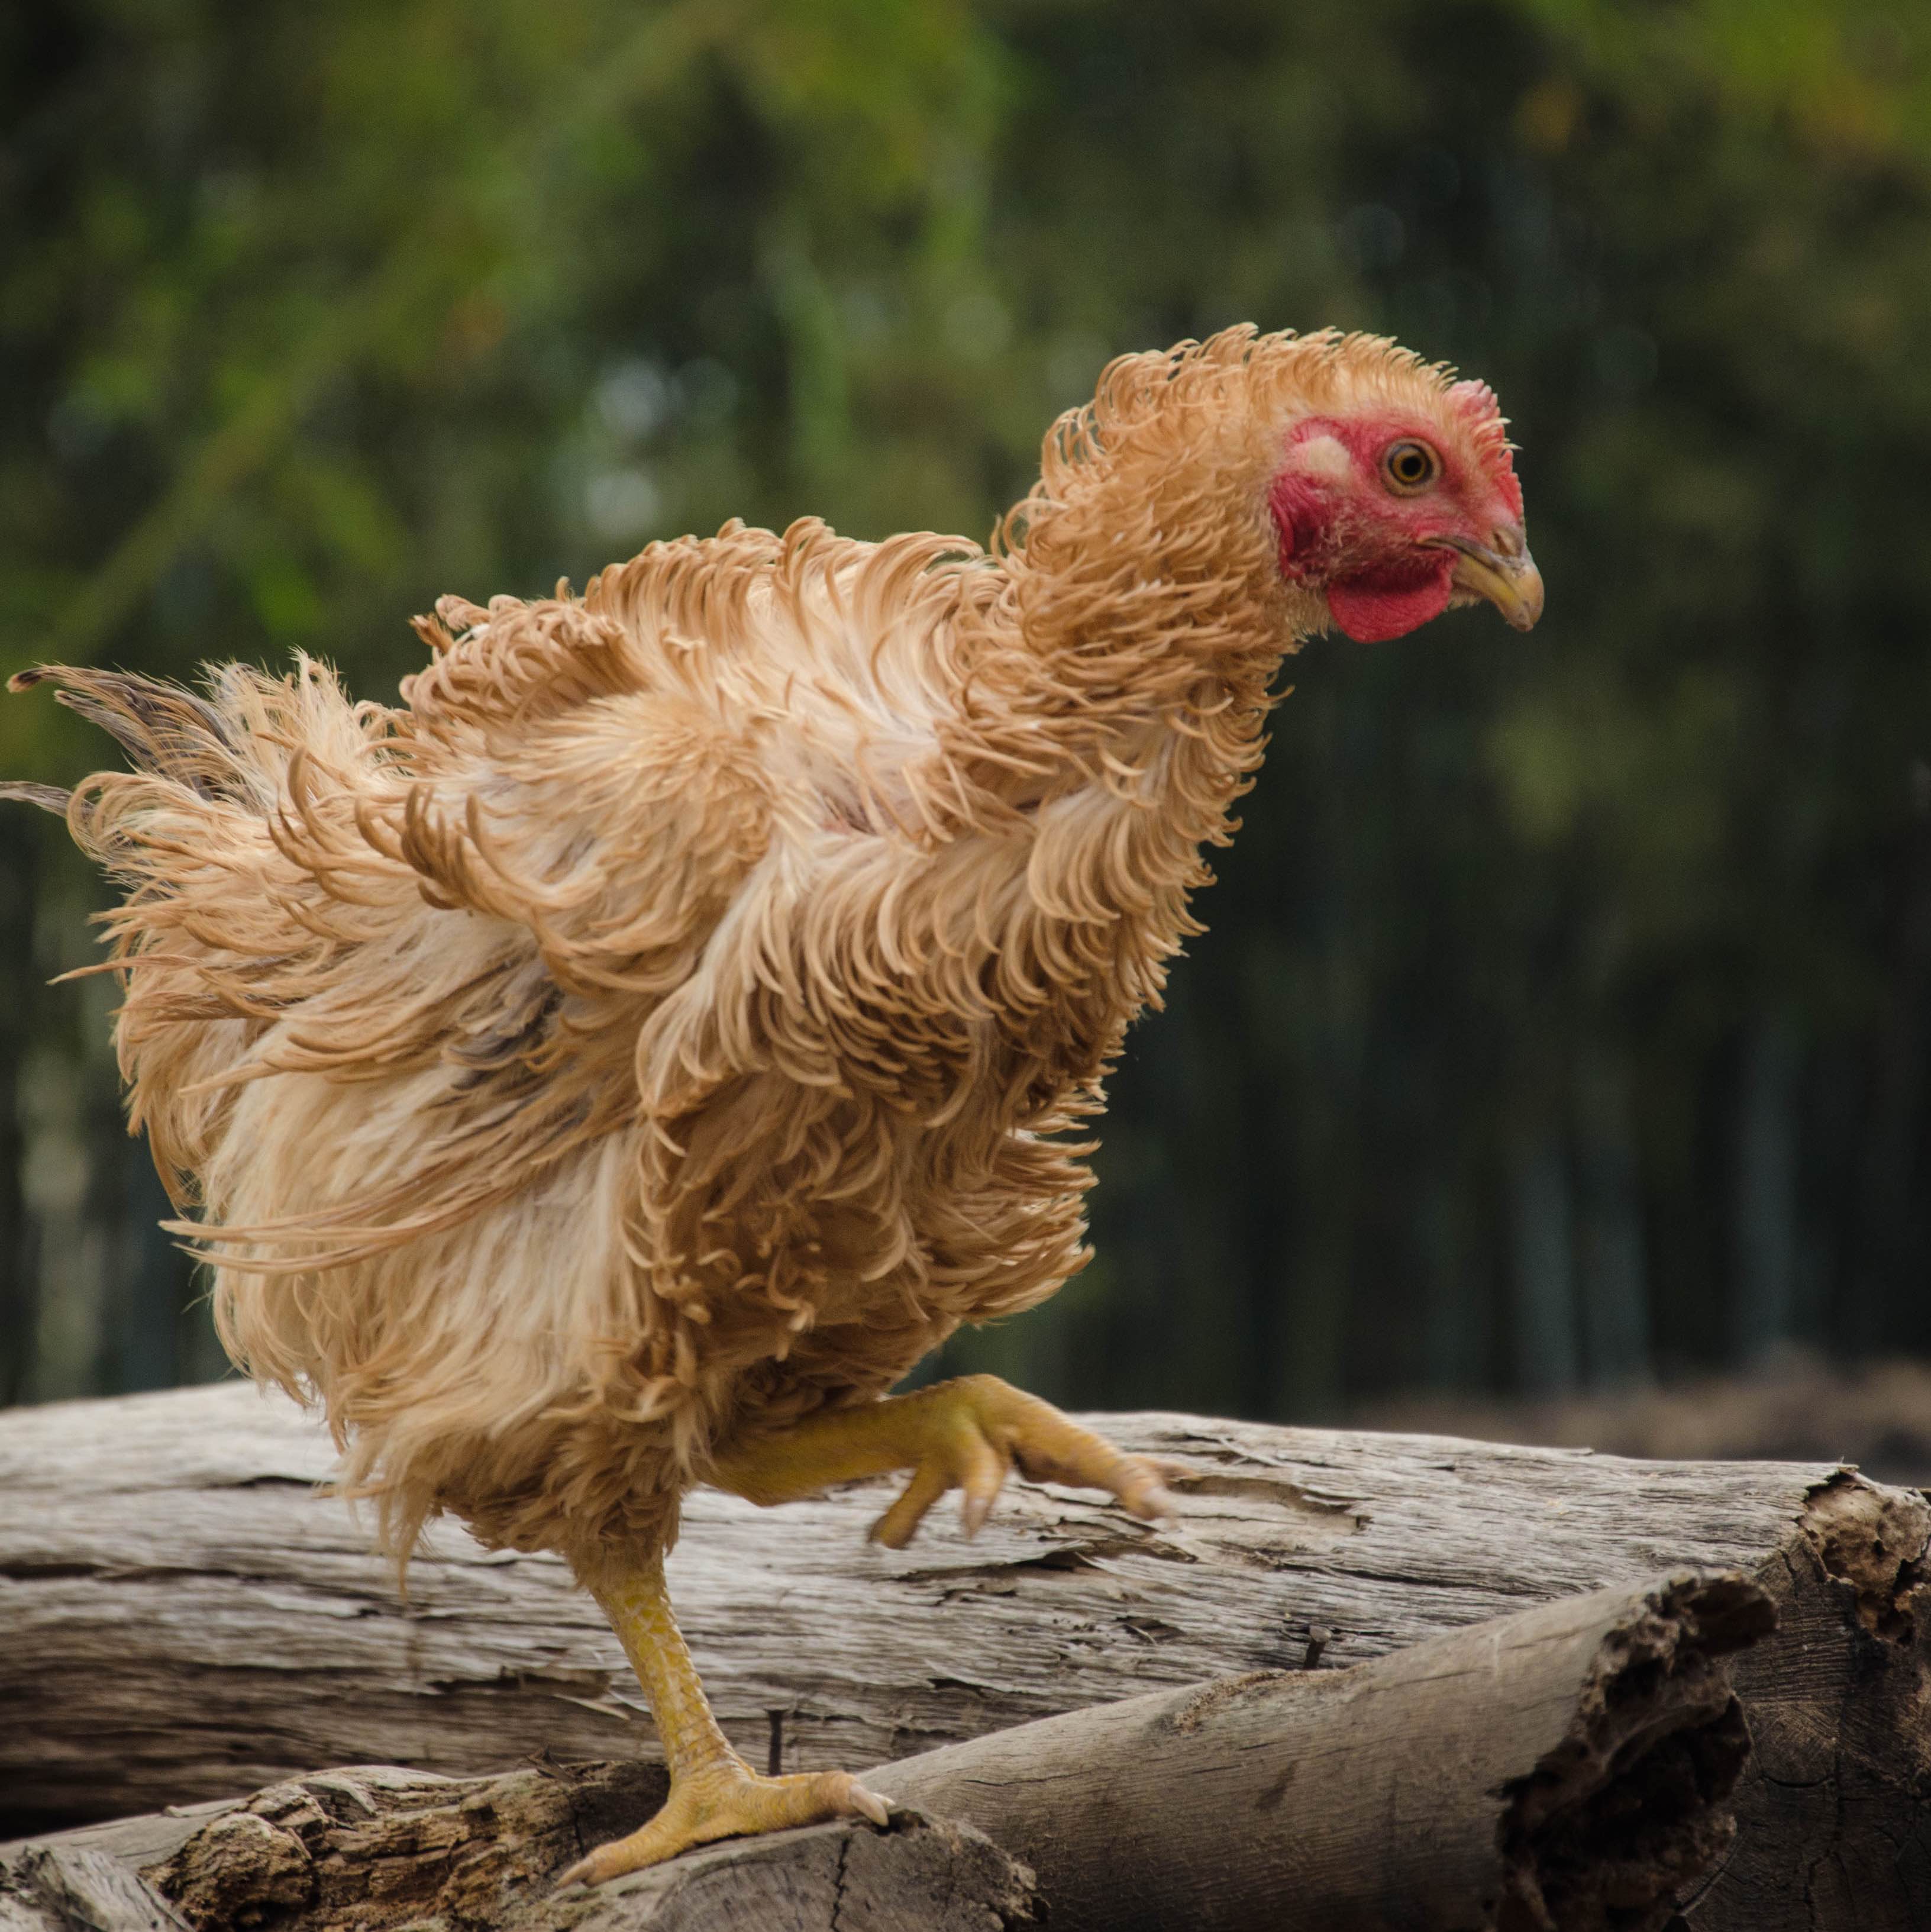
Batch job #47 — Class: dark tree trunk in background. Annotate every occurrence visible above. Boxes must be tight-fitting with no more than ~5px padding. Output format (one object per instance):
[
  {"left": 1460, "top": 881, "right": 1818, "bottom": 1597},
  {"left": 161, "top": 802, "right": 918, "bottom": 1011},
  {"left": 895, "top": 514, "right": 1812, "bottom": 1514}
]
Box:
[
  {"left": 1509, "top": 1125, "right": 1578, "bottom": 1395},
  {"left": 78, "top": 1074, "right": 127, "bottom": 1396},
  {"left": 1849, "top": 818, "right": 1931, "bottom": 1355},
  {"left": 1730, "top": 1011, "right": 1801, "bottom": 1362},
  {"left": 1575, "top": 1041, "right": 1651, "bottom": 1383},
  {"left": 0, "top": 830, "right": 37, "bottom": 1405},
  {"left": 114, "top": 1144, "right": 195, "bottom": 1394}
]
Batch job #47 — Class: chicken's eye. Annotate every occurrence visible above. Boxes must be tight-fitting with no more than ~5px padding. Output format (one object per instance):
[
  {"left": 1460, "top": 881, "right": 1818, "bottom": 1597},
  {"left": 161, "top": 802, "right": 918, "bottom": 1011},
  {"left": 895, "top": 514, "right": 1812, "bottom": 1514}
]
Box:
[{"left": 1381, "top": 440, "right": 1441, "bottom": 494}]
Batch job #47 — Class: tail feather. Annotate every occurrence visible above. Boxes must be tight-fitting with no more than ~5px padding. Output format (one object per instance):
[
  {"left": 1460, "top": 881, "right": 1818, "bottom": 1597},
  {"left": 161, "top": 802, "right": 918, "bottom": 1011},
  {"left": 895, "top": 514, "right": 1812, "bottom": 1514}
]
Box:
[
  {"left": 0, "top": 780, "right": 72, "bottom": 815},
  {"left": 8, "top": 665, "right": 243, "bottom": 801}
]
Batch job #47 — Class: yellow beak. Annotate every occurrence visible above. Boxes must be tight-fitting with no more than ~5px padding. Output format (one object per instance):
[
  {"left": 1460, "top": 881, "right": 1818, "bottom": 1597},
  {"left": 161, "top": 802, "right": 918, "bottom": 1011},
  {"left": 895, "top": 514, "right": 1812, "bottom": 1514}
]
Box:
[{"left": 1429, "top": 533, "right": 1545, "bottom": 632}]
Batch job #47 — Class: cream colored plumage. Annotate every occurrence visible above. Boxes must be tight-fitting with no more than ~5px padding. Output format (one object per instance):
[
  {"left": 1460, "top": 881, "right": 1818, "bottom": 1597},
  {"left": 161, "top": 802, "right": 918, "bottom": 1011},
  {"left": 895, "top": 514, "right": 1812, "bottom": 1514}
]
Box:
[{"left": 8, "top": 325, "right": 1539, "bottom": 1876}]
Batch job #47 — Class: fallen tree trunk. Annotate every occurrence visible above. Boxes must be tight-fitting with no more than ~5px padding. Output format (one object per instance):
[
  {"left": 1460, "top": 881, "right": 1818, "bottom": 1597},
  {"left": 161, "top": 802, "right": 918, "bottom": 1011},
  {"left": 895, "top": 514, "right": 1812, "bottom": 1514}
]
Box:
[
  {"left": 2, "top": 1788, "right": 1043, "bottom": 1932},
  {"left": 4, "top": 1572, "right": 1770, "bottom": 1932},
  {"left": 4, "top": 1384, "right": 1930, "bottom": 1928},
  {"left": 1, "top": 1781, "right": 1041, "bottom": 1932},
  {"left": 873, "top": 1569, "right": 1769, "bottom": 1931}
]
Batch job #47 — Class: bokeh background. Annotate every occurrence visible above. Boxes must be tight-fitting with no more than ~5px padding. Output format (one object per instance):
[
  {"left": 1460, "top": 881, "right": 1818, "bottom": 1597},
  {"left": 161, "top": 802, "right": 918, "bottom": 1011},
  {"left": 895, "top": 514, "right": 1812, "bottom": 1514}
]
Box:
[{"left": 4, "top": 0, "right": 1930, "bottom": 1461}]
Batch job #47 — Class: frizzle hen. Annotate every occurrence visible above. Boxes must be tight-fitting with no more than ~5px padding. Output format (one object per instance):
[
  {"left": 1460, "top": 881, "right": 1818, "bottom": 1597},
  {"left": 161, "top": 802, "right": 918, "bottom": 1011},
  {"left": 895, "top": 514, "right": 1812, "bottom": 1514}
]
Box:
[{"left": 5, "top": 325, "right": 1541, "bottom": 1879}]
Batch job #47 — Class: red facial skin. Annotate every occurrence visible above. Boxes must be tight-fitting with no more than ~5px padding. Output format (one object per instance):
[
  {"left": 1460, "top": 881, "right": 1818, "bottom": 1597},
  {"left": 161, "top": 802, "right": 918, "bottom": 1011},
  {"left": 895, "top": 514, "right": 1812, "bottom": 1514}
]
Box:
[{"left": 1268, "top": 385, "right": 1525, "bottom": 643}]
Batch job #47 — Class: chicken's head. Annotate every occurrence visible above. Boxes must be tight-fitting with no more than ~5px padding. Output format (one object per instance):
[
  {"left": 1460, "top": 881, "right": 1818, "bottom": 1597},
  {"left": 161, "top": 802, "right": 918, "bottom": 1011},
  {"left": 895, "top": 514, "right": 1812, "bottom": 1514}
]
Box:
[
  {"left": 1025, "top": 328, "right": 1541, "bottom": 650},
  {"left": 1266, "top": 359, "right": 1542, "bottom": 644}
]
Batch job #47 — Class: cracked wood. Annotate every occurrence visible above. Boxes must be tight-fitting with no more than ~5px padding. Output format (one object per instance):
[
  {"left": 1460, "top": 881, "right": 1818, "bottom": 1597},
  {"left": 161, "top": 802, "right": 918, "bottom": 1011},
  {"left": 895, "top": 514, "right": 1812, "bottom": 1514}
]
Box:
[
  {"left": 5, "top": 1573, "right": 1768, "bottom": 1932},
  {"left": 4, "top": 1384, "right": 1930, "bottom": 1927}
]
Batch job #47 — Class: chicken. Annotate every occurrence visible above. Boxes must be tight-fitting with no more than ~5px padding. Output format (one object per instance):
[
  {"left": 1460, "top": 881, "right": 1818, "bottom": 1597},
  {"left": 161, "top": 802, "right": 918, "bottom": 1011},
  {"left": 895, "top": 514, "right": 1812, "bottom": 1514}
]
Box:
[{"left": 4, "top": 325, "right": 1539, "bottom": 1880}]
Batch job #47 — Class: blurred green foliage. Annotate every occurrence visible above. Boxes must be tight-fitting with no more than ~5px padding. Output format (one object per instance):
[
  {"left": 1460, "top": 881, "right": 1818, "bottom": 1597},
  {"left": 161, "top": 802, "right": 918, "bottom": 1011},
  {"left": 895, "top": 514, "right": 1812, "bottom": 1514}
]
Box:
[{"left": 2, "top": 0, "right": 1928, "bottom": 1416}]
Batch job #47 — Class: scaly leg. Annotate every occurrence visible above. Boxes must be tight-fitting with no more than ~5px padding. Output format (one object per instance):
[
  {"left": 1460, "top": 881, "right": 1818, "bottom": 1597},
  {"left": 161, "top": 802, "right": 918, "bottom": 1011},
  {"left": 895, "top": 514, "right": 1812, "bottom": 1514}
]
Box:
[
  {"left": 557, "top": 1551, "right": 889, "bottom": 1887},
  {"left": 711, "top": 1372, "right": 1179, "bottom": 1547}
]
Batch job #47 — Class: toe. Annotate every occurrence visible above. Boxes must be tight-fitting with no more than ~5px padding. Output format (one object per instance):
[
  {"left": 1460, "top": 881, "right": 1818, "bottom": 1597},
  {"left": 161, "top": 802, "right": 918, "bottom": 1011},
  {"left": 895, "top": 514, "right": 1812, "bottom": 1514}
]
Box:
[
  {"left": 841, "top": 1777, "right": 893, "bottom": 1828},
  {"left": 556, "top": 1766, "right": 893, "bottom": 1887},
  {"left": 1112, "top": 1453, "right": 1181, "bottom": 1521},
  {"left": 871, "top": 1457, "right": 950, "bottom": 1547},
  {"left": 867, "top": 1379, "right": 1178, "bottom": 1551},
  {"left": 811, "top": 1769, "right": 893, "bottom": 1830},
  {"left": 555, "top": 1831, "right": 664, "bottom": 1888},
  {"left": 955, "top": 1430, "right": 1011, "bottom": 1538}
]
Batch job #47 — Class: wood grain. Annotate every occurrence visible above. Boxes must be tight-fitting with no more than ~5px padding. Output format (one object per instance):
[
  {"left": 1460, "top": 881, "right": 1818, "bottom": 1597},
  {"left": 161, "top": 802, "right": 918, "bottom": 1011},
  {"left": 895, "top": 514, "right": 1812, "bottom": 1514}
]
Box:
[
  {"left": 1, "top": 1772, "right": 1042, "bottom": 1932},
  {"left": 5, "top": 1383, "right": 1930, "bottom": 1927},
  {"left": 875, "top": 1569, "right": 1771, "bottom": 1932},
  {"left": 6, "top": 1572, "right": 1768, "bottom": 1932}
]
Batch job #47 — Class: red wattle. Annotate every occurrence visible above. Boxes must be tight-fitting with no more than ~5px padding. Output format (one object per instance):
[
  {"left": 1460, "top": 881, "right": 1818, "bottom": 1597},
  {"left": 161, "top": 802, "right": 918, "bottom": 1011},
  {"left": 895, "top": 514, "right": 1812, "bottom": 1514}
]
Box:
[{"left": 1325, "top": 565, "right": 1455, "bottom": 643}]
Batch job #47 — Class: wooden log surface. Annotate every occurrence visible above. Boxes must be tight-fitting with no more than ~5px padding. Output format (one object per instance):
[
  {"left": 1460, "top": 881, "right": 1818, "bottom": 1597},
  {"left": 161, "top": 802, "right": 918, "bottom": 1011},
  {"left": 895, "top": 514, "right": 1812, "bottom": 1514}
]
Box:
[
  {"left": 5, "top": 1572, "right": 1771, "bottom": 1932},
  {"left": 1, "top": 1778, "right": 1042, "bottom": 1932},
  {"left": 5, "top": 1383, "right": 1931, "bottom": 1927},
  {"left": 873, "top": 1568, "right": 1771, "bottom": 1932}
]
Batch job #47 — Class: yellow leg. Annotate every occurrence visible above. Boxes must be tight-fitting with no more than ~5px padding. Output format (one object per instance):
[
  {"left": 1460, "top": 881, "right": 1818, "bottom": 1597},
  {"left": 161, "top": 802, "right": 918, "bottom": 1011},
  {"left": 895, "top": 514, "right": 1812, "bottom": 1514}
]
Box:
[
  {"left": 557, "top": 1552, "right": 889, "bottom": 1887},
  {"left": 711, "top": 1372, "right": 1180, "bottom": 1548}
]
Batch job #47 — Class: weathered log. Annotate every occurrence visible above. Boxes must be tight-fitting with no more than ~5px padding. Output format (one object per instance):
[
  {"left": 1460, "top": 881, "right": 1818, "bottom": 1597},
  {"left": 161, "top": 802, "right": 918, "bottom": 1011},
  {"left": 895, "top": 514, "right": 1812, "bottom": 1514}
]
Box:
[
  {"left": 1, "top": 1841, "right": 192, "bottom": 1932},
  {"left": 876, "top": 1569, "right": 1771, "bottom": 1932},
  {"left": 0, "top": 1776, "right": 1042, "bottom": 1932},
  {"left": 4, "top": 1383, "right": 1930, "bottom": 1928},
  {"left": 4, "top": 1571, "right": 1769, "bottom": 1932}
]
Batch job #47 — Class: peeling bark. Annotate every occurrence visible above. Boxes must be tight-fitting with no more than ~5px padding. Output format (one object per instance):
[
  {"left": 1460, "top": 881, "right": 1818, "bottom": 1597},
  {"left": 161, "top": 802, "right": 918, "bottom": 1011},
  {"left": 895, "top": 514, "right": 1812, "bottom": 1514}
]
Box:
[{"left": 1797, "top": 1470, "right": 1931, "bottom": 1644}]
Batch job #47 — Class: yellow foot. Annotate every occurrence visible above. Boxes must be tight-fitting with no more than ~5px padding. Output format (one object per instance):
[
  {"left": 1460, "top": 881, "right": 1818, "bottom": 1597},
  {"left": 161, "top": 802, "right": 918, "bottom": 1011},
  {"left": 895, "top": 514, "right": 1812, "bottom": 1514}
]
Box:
[
  {"left": 556, "top": 1760, "right": 892, "bottom": 1887},
  {"left": 868, "top": 1373, "right": 1180, "bottom": 1549}
]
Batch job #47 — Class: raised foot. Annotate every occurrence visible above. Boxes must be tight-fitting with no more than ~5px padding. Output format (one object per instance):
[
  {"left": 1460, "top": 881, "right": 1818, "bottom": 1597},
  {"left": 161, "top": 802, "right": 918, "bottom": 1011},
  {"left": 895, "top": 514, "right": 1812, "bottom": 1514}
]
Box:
[
  {"left": 871, "top": 1373, "right": 1181, "bottom": 1548},
  {"left": 556, "top": 1760, "right": 892, "bottom": 1887}
]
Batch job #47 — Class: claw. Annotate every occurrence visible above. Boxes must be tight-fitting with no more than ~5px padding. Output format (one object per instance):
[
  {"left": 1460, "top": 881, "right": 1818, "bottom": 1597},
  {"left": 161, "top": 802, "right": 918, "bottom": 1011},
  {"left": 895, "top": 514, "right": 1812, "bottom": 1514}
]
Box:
[
  {"left": 1113, "top": 1460, "right": 1183, "bottom": 1523},
  {"left": 849, "top": 1782, "right": 893, "bottom": 1828},
  {"left": 956, "top": 1429, "right": 1010, "bottom": 1538}
]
